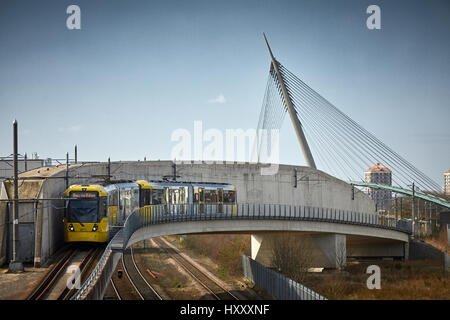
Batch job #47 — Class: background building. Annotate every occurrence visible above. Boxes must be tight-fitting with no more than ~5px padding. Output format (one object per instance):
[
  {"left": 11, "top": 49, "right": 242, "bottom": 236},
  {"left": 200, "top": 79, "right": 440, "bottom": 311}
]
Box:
[
  {"left": 445, "top": 169, "right": 450, "bottom": 196},
  {"left": 0, "top": 154, "right": 45, "bottom": 193},
  {"left": 365, "top": 162, "right": 392, "bottom": 210}
]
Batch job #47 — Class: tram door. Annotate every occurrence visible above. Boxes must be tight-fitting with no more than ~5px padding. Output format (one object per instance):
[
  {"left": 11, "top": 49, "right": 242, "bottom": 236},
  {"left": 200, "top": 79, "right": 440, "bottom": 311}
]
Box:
[
  {"left": 198, "top": 188, "right": 205, "bottom": 213},
  {"left": 218, "top": 189, "right": 223, "bottom": 213}
]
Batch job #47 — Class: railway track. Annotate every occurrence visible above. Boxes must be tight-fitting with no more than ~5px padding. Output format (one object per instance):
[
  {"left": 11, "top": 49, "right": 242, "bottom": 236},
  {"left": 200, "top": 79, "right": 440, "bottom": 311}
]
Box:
[
  {"left": 110, "top": 246, "right": 163, "bottom": 300},
  {"left": 108, "top": 278, "right": 121, "bottom": 300},
  {"left": 59, "top": 247, "right": 104, "bottom": 300},
  {"left": 154, "top": 238, "right": 239, "bottom": 300},
  {"left": 27, "top": 245, "right": 104, "bottom": 300},
  {"left": 104, "top": 258, "right": 140, "bottom": 300}
]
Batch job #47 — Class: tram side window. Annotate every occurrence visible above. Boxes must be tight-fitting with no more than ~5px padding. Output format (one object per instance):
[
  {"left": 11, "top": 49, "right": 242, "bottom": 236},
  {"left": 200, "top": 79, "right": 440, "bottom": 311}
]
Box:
[
  {"left": 172, "top": 189, "right": 180, "bottom": 204},
  {"left": 205, "top": 190, "right": 217, "bottom": 203},
  {"left": 99, "top": 197, "right": 107, "bottom": 219},
  {"left": 204, "top": 191, "right": 211, "bottom": 203},
  {"left": 194, "top": 192, "right": 199, "bottom": 203},
  {"left": 224, "top": 191, "right": 236, "bottom": 203},
  {"left": 223, "top": 192, "right": 229, "bottom": 203},
  {"left": 139, "top": 189, "right": 150, "bottom": 207},
  {"left": 158, "top": 189, "right": 164, "bottom": 204},
  {"left": 164, "top": 187, "right": 169, "bottom": 205},
  {"left": 166, "top": 189, "right": 171, "bottom": 204},
  {"left": 108, "top": 189, "right": 118, "bottom": 206},
  {"left": 151, "top": 189, "right": 164, "bottom": 205},
  {"left": 120, "top": 189, "right": 131, "bottom": 215},
  {"left": 146, "top": 189, "right": 151, "bottom": 205},
  {"left": 143, "top": 189, "right": 151, "bottom": 206},
  {"left": 229, "top": 191, "right": 235, "bottom": 203},
  {"left": 119, "top": 190, "right": 123, "bottom": 210},
  {"left": 119, "top": 190, "right": 124, "bottom": 210},
  {"left": 180, "top": 187, "right": 187, "bottom": 204},
  {"left": 132, "top": 188, "right": 140, "bottom": 211}
]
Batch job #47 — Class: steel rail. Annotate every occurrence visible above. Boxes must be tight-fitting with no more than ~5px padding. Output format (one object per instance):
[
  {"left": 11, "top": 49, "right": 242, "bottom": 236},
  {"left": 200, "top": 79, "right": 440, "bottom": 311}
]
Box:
[
  {"left": 27, "top": 248, "right": 77, "bottom": 300},
  {"left": 59, "top": 247, "right": 104, "bottom": 300},
  {"left": 120, "top": 253, "right": 144, "bottom": 300},
  {"left": 109, "top": 279, "right": 121, "bottom": 300},
  {"left": 129, "top": 245, "right": 163, "bottom": 300},
  {"left": 155, "top": 238, "right": 238, "bottom": 300}
]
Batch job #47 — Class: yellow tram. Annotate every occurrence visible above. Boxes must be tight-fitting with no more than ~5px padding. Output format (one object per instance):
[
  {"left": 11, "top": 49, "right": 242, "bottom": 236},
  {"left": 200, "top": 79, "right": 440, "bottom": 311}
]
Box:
[
  {"left": 63, "top": 180, "right": 237, "bottom": 243},
  {"left": 63, "top": 185, "right": 109, "bottom": 243}
]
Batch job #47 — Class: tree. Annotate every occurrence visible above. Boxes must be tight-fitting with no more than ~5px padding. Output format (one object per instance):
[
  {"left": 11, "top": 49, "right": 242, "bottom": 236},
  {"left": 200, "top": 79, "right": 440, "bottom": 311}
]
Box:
[
  {"left": 335, "top": 239, "right": 346, "bottom": 270},
  {"left": 269, "top": 233, "right": 313, "bottom": 283}
]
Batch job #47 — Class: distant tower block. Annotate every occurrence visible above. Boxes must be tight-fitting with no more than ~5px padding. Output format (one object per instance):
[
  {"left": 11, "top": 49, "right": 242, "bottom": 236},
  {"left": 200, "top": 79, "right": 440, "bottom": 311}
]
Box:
[
  {"left": 365, "top": 163, "right": 392, "bottom": 210},
  {"left": 445, "top": 170, "right": 450, "bottom": 196}
]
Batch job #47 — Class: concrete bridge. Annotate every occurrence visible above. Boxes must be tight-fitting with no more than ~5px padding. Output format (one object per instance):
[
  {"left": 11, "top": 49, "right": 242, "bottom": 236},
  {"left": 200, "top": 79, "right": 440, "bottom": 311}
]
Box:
[
  {"left": 1, "top": 160, "right": 382, "bottom": 267},
  {"left": 0, "top": 159, "right": 414, "bottom": 300},
  {"left": 123, "top": 204, "right": 410, "bottom": 267},
  {"left": 73, "top": 202, "right": 411, "bottom": 300}
]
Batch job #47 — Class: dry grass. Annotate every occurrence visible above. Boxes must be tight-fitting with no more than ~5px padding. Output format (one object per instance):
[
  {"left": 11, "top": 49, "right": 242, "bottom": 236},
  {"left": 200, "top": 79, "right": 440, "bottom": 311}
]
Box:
[
  {"left": 307, "top": 229, "right": 450, "bottom": 300},
  {"left": 180, "top": 234, "right": 250, "bottom": 278},
  {"left": 425, "top": 228, "right": 449, "bottom": 255},
  {"left": 305, "top": 260, "right": 450, "bottom": 300},
  {"left": 177, "top": 233, "right": 450, "bottom": 300}
]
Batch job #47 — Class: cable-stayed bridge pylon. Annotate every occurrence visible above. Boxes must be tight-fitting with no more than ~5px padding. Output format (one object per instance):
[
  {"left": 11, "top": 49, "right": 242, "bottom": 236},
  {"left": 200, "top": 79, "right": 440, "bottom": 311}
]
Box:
[{"left": 256, "top": 34, "right": 444, "bottom": 199}]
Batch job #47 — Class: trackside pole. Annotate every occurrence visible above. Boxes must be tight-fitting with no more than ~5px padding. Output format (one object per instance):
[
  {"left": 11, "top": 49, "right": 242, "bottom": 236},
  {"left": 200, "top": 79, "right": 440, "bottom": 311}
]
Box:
[{"left": 8, "top": 120, "right": 24, "bottom": 272}]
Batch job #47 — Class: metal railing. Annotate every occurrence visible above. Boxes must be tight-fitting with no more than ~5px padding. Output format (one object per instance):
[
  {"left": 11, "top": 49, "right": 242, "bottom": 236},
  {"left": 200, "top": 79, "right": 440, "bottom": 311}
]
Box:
[
  {"left": 73, "top": 203, "right": 412, "bottom": 299},
  {"left": 71, "top": 231, "right": 122, "bottom": 300},
  {"left": 242, "top": 254, "right": 326, "bottom": 300},
  {"left": 121, "top": 203, "right": 412, "bottom": 250}
]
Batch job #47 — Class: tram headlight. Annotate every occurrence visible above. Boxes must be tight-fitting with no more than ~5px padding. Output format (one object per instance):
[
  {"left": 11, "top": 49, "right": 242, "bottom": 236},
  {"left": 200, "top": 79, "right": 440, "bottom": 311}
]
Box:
[
  {"left": 92, "top": 224, "right": 98, "bottom": 232},
  {"left": 68, "top": 224, "right": 74, "bottom": 232}
]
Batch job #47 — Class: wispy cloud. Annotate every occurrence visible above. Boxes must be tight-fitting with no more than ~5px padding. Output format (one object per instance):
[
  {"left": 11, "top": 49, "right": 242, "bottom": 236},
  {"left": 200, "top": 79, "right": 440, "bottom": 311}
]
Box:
[
  {"left": 58, "top": 125, "right": 82, "bottom": 133},
  {"left": 207, "top": 93, "right": 226, "bottom": 104}
]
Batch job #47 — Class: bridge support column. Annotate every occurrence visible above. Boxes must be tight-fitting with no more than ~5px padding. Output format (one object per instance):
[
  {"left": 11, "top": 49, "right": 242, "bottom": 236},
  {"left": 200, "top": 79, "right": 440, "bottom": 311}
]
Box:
[
  {"left": 251, "top": 234, "right": 263, "bottom": 260},
  {"left": 312, "top": 234, "right": 346, "bottom": 269},
  {"left": 251, "top": 233, "right": 347, "bottom": 269}
]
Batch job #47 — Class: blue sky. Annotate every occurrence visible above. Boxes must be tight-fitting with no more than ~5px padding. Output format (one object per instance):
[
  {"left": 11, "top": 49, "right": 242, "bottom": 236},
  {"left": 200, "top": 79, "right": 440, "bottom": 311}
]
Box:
[{"left": 0, "top": 0, "right": 449, "bottom": 186}]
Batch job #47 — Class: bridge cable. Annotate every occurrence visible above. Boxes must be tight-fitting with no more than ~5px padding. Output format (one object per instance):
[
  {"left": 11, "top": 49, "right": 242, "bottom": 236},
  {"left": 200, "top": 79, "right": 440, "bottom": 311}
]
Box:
[
  {"left": 279, "top": 64, "right": 441, "bottom": 192},
  {"left": 257, "top": 61, "right": 442, "bottom": 193}
]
